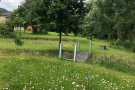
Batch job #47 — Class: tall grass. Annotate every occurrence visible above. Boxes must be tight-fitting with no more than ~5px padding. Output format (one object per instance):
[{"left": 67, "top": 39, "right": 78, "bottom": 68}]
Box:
[
  {"left": 0, "top": 56, "right": 135, "bottom": 90},
  {"left": 89, "top": 39, "right": 135, "bottom": 75}
]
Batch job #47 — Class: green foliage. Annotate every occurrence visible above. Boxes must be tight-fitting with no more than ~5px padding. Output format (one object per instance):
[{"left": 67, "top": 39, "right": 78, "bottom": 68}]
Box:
[
  {"left": 47, "top": 0, "right": 88, "bottom": 35},
  {"left": 131, "top": 46, "right": 135, "bottom": 52},
  {"left": 0, "top": 21, "right": 14, "bottom": 37},
  {"left": 12, "top": 14, "right": 26, "bottom": 27},
  {"left": 11, "top": 0, "right": 88, "bottom": 35},
  {"left": 14, "top": 37, "right": 24, "bottom": 46},
  {"left": 84, "top": 0, "right": 135, "bottom": 44}
]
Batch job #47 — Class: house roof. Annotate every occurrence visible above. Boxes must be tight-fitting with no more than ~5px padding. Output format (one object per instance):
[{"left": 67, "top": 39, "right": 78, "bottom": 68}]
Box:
[
  {"left": 0, "top": 8, "right": 11, "bottom": 17},
  {"left": 1, "top": 12, "right": 11, "bottom": 16}
]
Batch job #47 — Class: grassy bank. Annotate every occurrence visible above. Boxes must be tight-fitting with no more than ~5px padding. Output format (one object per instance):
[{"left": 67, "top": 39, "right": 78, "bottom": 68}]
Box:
[
  {"left": 0, "top": 32, "right": 135, "bottom": 89},
  {"left": 0, "top": 34, "right": 135, "bottom": 76}
]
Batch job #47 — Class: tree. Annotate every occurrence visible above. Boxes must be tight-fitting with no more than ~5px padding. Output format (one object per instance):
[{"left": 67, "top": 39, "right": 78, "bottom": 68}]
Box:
[
  {"left": 48, "top": 0, "right": 88, "bottom": 47},
  {"left": 12, "top": 0, "right": 49, "bottom": 34},
  {"left": 13, "top": 0, "right": 88, "bottom": 48}
]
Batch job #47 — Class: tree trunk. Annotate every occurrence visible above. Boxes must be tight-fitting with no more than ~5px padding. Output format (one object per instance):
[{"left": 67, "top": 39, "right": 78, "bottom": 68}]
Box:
[
  {"left": 24, "top": 25, "right": 27, "bottom": 33},
  {"left": 32, "top": 26, "right": 37, "bottom": 34},
  {"left": 24, "top": 25, "right": 27, "bottom": 30},
  {"left": 20, "top": 27, "right": 21, "bottom": 38}
]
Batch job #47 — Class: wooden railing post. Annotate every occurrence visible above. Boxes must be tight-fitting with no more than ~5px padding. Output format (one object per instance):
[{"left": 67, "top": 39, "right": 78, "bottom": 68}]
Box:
[
  {"left": 89, "top": 40, "right": 92, "bottom": 54},
  {"left": 73, "top": 44, "right": 77, "bottom": 62},
  {"left": 59, "top": 43, "right": 62, "bottom": 59},
  {"left": 77, "top": 40, "right": 80, "bottom": 53}
]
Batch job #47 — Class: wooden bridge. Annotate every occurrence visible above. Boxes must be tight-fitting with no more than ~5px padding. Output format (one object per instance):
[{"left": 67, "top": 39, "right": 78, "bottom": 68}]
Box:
[
  {"left": 59, "top": 40, "right": 92, "bottom": 62},
  {"left": 76, "top": 52, "right": 90, "bottom": 62}
]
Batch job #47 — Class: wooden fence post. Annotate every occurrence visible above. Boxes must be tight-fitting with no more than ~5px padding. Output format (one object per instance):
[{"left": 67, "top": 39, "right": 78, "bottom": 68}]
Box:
[
  {"left": 89, "top": 40, "right": 92, "bottom": 54},
  {"left": 73, "top": 44, "right": 77, "bottom": 62},
  {"left": 59, "top": 43, "right": 62, "bottom": 59},
  {"left": 77, "top": 40, "right": 80, "bottom": 53}
]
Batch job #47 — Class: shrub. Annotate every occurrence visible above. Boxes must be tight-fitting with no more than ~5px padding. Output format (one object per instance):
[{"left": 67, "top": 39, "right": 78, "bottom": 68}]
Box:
[
  {"left": 115, "top": 39, "right": 122, "bottom": 45},
  {"left": 131, "top": 42, "right": 135, "bottom": 52},
  {"left": 123, "top": 40, "right": 133, "bottom": 49},
  {"left": 0, "top": 21, "right": 23, "bottom": 46},
  {"left": 14, "top": 37, "right": 24, "bottom": 46}
]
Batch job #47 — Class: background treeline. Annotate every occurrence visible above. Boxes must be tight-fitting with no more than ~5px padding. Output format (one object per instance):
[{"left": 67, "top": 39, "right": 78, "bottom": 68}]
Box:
[{"left": 83, "top": 0, "right": 135, "bottom": 51}]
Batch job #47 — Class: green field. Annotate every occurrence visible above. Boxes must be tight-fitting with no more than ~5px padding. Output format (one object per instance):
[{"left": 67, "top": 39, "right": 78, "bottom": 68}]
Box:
[{"left": 0, "top": 32, "right": 135, "bottom": 90}]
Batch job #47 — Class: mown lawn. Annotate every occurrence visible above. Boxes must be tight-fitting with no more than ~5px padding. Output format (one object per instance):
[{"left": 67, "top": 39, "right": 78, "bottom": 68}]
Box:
[{"left": 16, "top": 31, "right": 87, "bottom": 42}]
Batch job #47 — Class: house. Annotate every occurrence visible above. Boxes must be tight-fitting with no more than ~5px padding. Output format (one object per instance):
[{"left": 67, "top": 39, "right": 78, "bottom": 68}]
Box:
[
  {"left": 0, "top": 13, "right": 11, "bottom": 23},
  {"left": 0, "top": 12, "right": 11, "bottom": 18},
  {"left": 0, "top": 8, "right": 11, "bottom": 22}
]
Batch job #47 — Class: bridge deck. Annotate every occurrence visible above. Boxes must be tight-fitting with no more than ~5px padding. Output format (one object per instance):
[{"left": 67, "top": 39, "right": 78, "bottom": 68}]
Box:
[{"left": 76, "top": 52, "right": 90, "bottom": 62}]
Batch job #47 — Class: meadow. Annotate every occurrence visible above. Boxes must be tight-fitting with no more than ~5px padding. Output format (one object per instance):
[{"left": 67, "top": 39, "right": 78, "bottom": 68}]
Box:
[{"left": 0, "top": 31, "right": 135, "bottom": 90}]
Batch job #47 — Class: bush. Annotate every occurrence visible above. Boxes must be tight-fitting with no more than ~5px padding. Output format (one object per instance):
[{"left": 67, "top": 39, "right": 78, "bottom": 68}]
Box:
[
  {"left": 123, "top": 40, "right": 133, "bottom": 49},
  {"left": 14, "top": 37, "right": 24, "bottom": 46},
  {"left": 0, "top": 20, "right": 14, "bottom": 37},
  {"left": 0, "top": 21, "right": 23, "bottom": 46},
  {"left": 131, "top": 42, "right": 135, "bottom": 52},
  {"left": 111, "top": 39, "right": 135, "bottom": 52},
  {"left": 115, "top": 39, "right": 121, "bottom": 46}
]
